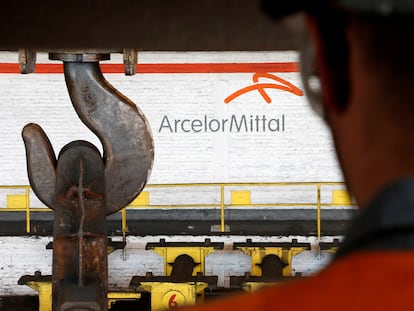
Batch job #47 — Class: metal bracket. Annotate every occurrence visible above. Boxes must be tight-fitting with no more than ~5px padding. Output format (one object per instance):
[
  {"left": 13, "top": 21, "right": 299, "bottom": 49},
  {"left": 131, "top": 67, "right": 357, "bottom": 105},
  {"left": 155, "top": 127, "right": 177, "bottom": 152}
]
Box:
[{"left": 17, "top": 49, "right": 138, "bottom": 75}]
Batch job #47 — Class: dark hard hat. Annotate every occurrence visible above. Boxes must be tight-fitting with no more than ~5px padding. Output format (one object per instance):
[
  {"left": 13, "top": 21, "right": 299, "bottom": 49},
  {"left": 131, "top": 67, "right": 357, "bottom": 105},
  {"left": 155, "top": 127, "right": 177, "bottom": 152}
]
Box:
[{"left": 262, "top": 0, "right": 414, "bottom": 19}]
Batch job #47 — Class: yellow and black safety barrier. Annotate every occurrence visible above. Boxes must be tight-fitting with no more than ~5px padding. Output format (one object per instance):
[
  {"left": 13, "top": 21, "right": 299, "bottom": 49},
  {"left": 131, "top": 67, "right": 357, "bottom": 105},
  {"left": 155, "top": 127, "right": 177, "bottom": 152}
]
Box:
[{"left": 0, "top": 182, "right": 355, "bottom": 238}]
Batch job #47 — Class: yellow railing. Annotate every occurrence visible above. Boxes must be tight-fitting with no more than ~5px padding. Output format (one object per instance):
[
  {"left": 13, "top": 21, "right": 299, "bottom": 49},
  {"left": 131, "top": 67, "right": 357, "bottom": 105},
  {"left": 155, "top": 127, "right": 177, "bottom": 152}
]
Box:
[{"left": 0, "top": 182, "right": 355, "bottom": 238}]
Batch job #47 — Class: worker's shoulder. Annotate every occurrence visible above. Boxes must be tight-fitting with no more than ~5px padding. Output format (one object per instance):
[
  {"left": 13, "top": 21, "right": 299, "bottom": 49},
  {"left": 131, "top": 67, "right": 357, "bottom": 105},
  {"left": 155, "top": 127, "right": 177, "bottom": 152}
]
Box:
[
  {"left": 187, "top": 251, "right": 414, "bottom": 311},
  {"left": 267, "top": 251, "right": 414, "bottom": 309}
]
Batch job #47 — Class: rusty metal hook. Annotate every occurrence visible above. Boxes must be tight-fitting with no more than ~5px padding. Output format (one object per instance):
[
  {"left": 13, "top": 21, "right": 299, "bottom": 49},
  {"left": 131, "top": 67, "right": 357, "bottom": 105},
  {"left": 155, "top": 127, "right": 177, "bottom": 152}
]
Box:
[
  {"left": 63, "top": 59, "right": 154, "bottom": 215},
  {"left": 22, "top": 52, "right": 153, "bottom": 311},
  {"left": 22, "top": 52, "right": 154, "bottom": 215}
]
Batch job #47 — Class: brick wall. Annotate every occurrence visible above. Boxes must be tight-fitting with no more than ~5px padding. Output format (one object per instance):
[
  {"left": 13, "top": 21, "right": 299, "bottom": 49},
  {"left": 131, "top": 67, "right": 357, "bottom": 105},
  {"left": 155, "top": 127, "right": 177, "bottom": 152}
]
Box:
[
  {"left": 0, "top": 51, "right": 341, "bottom": 295},
  {"left": 0, "top": 235, "right": 332, "bottom": 296},
  {"left": 0, "top": 51, "right": 342, "bottom": 187}
]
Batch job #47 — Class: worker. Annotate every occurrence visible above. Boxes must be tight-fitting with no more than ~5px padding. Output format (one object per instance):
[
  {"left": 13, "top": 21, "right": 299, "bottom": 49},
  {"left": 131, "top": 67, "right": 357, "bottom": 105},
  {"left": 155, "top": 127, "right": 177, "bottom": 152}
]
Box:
[{"left": 184, "top": 0, "right": 414, "bottom": 310}]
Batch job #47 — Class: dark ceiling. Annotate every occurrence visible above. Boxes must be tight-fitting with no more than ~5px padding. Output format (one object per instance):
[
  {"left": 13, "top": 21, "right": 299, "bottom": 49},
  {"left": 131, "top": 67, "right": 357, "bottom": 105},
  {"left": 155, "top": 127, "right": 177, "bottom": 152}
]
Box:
[{"left": 0, "top": 0, "right": 303, "bottom": 51}]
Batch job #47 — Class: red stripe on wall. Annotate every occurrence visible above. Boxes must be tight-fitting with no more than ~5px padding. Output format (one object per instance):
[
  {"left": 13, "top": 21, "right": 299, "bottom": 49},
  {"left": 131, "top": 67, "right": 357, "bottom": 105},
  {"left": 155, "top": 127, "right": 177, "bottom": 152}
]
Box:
[
  {"left": 0, "top": 63, "right": 21, "bottom": 73},
  {"left": 0, "top": 62, "right": 299, "bottom": 74}
]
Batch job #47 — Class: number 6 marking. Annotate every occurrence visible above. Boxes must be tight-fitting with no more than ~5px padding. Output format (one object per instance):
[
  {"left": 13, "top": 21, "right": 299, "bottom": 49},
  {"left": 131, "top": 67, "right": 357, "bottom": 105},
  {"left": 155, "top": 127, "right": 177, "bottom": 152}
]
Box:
[{"left": 169, "top": 294, "right": 178, "bottom": 308}]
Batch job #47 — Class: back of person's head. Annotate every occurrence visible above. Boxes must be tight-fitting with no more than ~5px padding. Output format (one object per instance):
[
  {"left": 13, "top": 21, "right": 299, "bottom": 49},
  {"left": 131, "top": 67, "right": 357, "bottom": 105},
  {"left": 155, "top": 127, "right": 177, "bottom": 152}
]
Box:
[{"left": 263, "top": 0, "right": 414, "bottom": 119}]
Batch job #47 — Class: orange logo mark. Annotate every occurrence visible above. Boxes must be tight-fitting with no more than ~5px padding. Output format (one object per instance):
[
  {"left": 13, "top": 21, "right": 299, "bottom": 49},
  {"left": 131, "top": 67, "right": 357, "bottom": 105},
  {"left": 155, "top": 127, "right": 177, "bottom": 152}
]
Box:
[{"left": 224, "top": 72, "right": 304, "bottom": 104}]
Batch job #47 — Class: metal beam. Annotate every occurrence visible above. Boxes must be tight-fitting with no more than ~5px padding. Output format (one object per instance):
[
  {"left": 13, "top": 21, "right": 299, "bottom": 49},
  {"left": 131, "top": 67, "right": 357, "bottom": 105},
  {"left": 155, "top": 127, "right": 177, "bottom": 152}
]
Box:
[{"left": 0, "top": 0, "right": 301, "bottom": 51}]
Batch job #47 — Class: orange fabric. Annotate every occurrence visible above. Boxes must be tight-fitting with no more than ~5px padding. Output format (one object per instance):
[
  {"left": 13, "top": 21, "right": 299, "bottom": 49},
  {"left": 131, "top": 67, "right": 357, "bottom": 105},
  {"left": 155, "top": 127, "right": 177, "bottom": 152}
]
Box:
[{"left": 186, "top": 251, "right": 414, "bottom": 310}]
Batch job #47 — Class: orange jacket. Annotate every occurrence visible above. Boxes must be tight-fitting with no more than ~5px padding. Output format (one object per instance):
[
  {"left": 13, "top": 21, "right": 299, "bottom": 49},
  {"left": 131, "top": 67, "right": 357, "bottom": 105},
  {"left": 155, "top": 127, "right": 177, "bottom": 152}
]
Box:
[{"left": 186, "top": 251, "right": 414, "bottom": 310}]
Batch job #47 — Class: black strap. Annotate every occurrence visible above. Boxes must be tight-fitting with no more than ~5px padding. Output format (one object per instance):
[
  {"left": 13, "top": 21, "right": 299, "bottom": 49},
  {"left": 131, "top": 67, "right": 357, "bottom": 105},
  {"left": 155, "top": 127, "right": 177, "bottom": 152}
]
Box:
[
  {"left": 335, "top": 227, "right": 414, "bottom": 259},
  {"left": 334, "top": 178, "right": 414, "bottom": 260}
]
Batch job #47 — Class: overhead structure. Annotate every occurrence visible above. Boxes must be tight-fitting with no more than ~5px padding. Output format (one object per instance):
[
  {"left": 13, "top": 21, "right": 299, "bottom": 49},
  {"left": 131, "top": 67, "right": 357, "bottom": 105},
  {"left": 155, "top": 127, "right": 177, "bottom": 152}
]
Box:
[{"left": 0, "top": 0, "right": 301, "bottom": 51}]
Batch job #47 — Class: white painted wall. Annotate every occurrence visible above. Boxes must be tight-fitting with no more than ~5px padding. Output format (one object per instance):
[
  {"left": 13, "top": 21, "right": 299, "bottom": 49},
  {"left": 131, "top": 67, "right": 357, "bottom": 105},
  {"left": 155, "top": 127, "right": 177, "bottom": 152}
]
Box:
[
  {"left": 0, "top": 51, "right": 342, "bottom": 188},
  {"left": 0, "top": 52, "right": 343, "bottom": 295}
]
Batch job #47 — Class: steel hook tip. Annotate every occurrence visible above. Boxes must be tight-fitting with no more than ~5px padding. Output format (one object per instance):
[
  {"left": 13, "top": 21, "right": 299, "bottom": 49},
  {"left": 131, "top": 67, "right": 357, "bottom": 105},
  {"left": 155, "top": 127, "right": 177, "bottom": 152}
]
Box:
[{"left": 22, "top": 123, "right": 57, "bottom": 209}]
